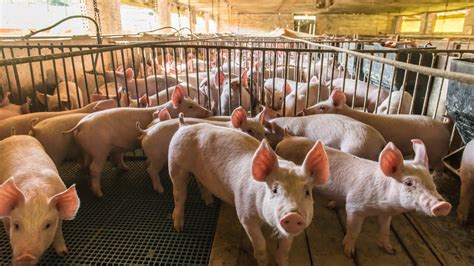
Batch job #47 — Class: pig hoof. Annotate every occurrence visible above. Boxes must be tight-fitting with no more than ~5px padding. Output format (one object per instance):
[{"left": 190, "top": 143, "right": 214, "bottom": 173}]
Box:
[
  {"left": 153, "top": 184, "right": 164, "bottom": 194},
  {"left": 92, "top": 189, "right": 104, "bottom": 198},
  {"left": 54, "top": 244, "right": 69, "bottom": 257},
  {"left": 172, "top": 211, "right": 184, "bottom": 232},
  {"left": 343, "top": 239, "right": 355, "bottom": 258},
  {"left": 327, "top": 201, "right": 337, "bottom": 209}
]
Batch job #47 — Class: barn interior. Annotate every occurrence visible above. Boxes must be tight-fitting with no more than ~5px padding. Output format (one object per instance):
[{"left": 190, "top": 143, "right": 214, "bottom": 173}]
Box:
[{"left": 0, "top": 0, "right": 473, "bottom": 265}]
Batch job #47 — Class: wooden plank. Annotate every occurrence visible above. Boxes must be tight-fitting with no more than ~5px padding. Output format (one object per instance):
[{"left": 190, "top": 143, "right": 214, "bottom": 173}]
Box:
[
  {"left": 390, "top": 215, "right": 441, "bottom": 265},
  {"left": 209, "top": 203, "right": 243, "bottom": 266},
  {"left": 336, "top": 209, "right": 414, "bottom": 265},
  {"left": 306, "top": 196, "right": 355, "bottom": 266},
  {"left": 405, "top": 213, "right": 470, "bottom": 266}
]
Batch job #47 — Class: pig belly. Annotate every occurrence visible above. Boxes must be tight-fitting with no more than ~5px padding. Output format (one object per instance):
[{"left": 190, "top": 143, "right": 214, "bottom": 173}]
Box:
[{"left": 192, "top": 167, "right": 235, "bottom": 205}]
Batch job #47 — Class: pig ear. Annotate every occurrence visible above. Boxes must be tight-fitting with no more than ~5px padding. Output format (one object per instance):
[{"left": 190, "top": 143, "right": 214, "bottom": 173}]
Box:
[
  {"left": 171, "top": 85, "right": 186, "bottom": 108},
  {"left": 1, "top": 92, "right": 10, "bottom": 106},
  {"left": 331, "top": 89, "right": 346, "bottom": 108},
  {"left": 125, "top": 68, "right": 134, "bottom": 81},
  {"left": 36, "top": 91, "right": 47, "bottom": 105},
  {"left": 139, "top": 94, "right": 149, "bottom": 107},
  {"left": 310, "top": 76, "right": 319, "bottom": 84},
  {"left": 283, "top": 82, "right": 292, "bottom": 95},
  {"left": 231, "top": 106, "right": 247, "bottom": 128},
  {"left": 21, "top": 97, "right": 31, "bottom": 114},
  {"left": 158, "top": 108, "right": 171, "bottom": 121},
  {"left": 379, "top": 142, "right": 404, "bottom": 179},
  {"left": 302, "top": 141, "right": 330, "bottom": 185},
  {"left": 48, "top": 185, "right": 80, "bottom": 220},
  {"left": 215, "top": 71, "right": 225, "bottom": 87},
  {"left": 252, "top": 139, "right": 279, "bottom": 182},
  {"left": 93, "top": 99, "right": 117, "bottom": 111},
  {"left": 411, "top": 139, "right": 429, "bottom": 169},
  {"left": 0, "top": 178, "right": 25, "bottom": 217},
  {"left": 241, "top": 69, "right": 248, "bottom": 87}
]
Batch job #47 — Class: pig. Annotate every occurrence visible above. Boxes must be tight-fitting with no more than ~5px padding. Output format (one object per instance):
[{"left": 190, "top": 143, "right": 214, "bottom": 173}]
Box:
[
  {"left": 275, "top": 135, "right": 452, "bottom": 257},
  {"left": 36, "top": 81, "right": 84, "bottom": 111},
  {"left": 178, "top": 72, "right": 208, "bottom": 89},
  {"left": 283, "top": 77, "right": 330, "bottom": 116},
  {"left": 199, "top": 70, "right": 226, "bottom": 115},
  {"left": 457, "top": 140, "right": 474, "bottom": 224},
  {"left": 310, "top": 56, "right": 345, "bottom": 83},
  {"left": 0, "top": 135, "right": 80, "bottom": 265},
  {"left": 376, "top": 90, "right": 413, "bottom": 115},
  {"left": 29, "top": 113, "right": 88, "bottom": 166},
  {"left": 220, "top": 70, "right": 253, "bottom": 115},
  {"left": 64, "top": 86, "right": 210, "bottom": 197},
  {"left": 329, "top": 78, "right": 389, "bottom": 113},
  {"left": 0, "top": 99, "right": 117, "bottom": 140},
  {"left": 96, "top": 82, "right": 121, "bottom": 100},
  {"left": 168, "top": 123, "right": 329, "bottom": 266},
  {"left": 303, "top": 89, "right": 450, "bottom": 170},
  {"left": 117, "top": 68, "right": 180, "bottom": 99},
  {"left": 0, "top": 92, "right": 31, "bottom": 121},
  {"left": 139, "top": 83, "right": 207, "bottom": 108},
  {"left": 262, "top": 109, "right": 386, "bottom": 161},
  {"left": 139, "top": 106, "right": 265, "bottom": 193},
  {"left": 263, "top": 79, "right": 292, "bottom": 110}
]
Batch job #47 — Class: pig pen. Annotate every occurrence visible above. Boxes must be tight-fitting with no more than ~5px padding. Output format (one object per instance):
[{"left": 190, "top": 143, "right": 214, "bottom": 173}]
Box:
[{"left": 0, "top": 36, "right": 474, "bottom": 265}]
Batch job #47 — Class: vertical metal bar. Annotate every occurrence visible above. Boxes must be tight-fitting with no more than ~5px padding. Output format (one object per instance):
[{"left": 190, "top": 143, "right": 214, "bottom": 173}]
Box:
[
  {"left": 271, "top": 50, "right": 277, "bottom": 109},
  {"left": 37, "top": 46, "right": 47, "bottom": 108},
  {"left": 151, "top": 47, "right": 160, "bottom": 99},
  {"left": 352, "top": 56, "right": 362, "bottom": 109},
  {"left": 50, "top": 45, "right": 60, "bottom": 111},
  {"left": 374, "top": 53, "right": 387, "bottom": 111},
  {"left": 1, "top": 48, "right": 13, "bottom": 95},
  {"left": 249, "top": 49, "right": 255, "bottom": 116},
  {"left": 68, "top": 47, "right": 82, "bottom": 107},
  {"left": 363, "top": 55, "right": 374, "bottom": 112},
  {"left": 195, "top": 47, "right": 201, "bottom": 105},
  {"left": 60, "top": 46, "right": 71, "bottom": 110},
  {"left": 79, "top": 47, "right": 91, "bottom": 103},
  {"left": 306, "top": 52, "right": 312, "bottom": 106},
  {"left": 10, "top": 48, "right": 23, "bottom": 102},
  {"left": 295, "top": 51, "right": 301, "bottom": 115},
  {"left": 184, "top": 47, "right": 190, "bottom": 95},
  {"left": 89, "top": 52, "right": 99, "bottom": 92},
  {"left": 239, "top": 49, "right": 243, "bottom": 109},
  {"left": 163, "top": 48, "right": 170, "bottom": 101},
  {"left": 216, "top": 48, "right": 222, "bottom": 115},
  {"left": 397, "top": 53, "right": 412, "bottom": 114},
  {"left": 26, "top": 44, "right": 37, "bottom": 107},
  {"left": 433, "top": 53, "right": 450, "bottom": 119},
  {"left": 205, "top": 48, "right": 212, "bottom": 112},
  {"left": 130, "top": 48, "right": 140, "bottom": 106},
  {"left": 109, "top": 50, "right": 120, "bottom": 102},
  {"left": 227, "top": 48, "right": 232, "bottom": 114},
  {"left": 386, "top": 52, "right": 400, "bottom": 115},
  {"left": 421, "top": 54, "right": 437, "bottom": 116},
  {"left": 140, "top": 47, "right": 150, "bottom": 99},
  {"left": 261, "top": 49, "right": 266, "bottom": 106},
  {"left": 409, "top": 53, "right": 424, "bottom": 115},
  {"left": 282, "top": 51, "right": 289, "bottom": 117}
]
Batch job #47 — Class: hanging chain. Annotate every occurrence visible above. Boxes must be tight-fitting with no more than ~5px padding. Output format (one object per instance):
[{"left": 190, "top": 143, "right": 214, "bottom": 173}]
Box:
[{"left": 93, "top": 0, "right": 102, "bottom": 35}]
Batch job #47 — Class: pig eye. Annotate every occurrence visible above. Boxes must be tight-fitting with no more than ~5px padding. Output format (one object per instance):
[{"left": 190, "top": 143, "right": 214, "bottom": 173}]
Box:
[
  {"left": 14, "top": 223, "right": 20, "bottom": 231},
  {"left": 404, "top": 179, "right": 413, "bottom": 187},
  {"left": 305, "top": 190, "right": 311, "bottom": 197},
  {"left": 247, "top": 129, "right": 253, "bottom": 135},
  {"left": 44, "top": 223, "right": 51, "bottom": 230},
  {"left": 319, "top": 106, "right": 325, "bottom": 111},
  {"left": 188, "top": 105, "right": 193, "bottom": 109},
  {"left": 271, "top": 184, "right": 279, "bottom": 194}
]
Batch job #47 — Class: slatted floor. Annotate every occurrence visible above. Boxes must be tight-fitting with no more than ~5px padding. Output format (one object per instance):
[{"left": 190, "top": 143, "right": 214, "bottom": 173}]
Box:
[
  {"left": 210, "top": 172, "right": 474, "bottom": 265},
  {"left": 0, "top": 159, "right": 220, "bottom": 265}
]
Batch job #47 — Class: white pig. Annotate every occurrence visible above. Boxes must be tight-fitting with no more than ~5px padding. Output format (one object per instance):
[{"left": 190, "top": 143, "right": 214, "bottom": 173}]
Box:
[
  {"left": 117, "top": 68, "right": 180, "bottom": 99},
  {"left": 457, "top": 140, "right": 474, "bottom": 224},
  {"left": 29, "top": 113, "right": 88, "bottom": 166},
  {"left": 303, "top": 89, "right": 450, "bottom": 170},
  {"left": 168, "top": 123, "right": 329, "bottom": 266},
  {"left": 0, "top": 92, "right": 31, "bottom": 121},
  {"left": 139, "top": 106, "right": 265, "bottom": 193},
  {"left": 64, "top": 86, "right": 211, "bottom": 197},
  {"left": 0, "top": 135, "right": 80, "bottom": 265},
  {"left": 220, "top": 70, "right": 252, "bottom": 115},
  {"left": 275, "top": 135, "right": 452, "bottom": 257},
  {"left": 263, "top": 79, "right": 292, "bottom": 111},
  {"left": 36, "top": 81, "right": 84, "bottom": 111},
  {"left": 139, "top": 83, "right": 207, "bottom": 108},
  {"left": 263, "top": 109, "right": 386, "bottom": 161},
  {"left": 283, "top": 77, "right": 330, "bottom": 116},
  {"left": 376, "top": 90, "right": 413, "bottom": 115},
  {"left": 330, "top": 78, "right": 389, "bottom": 113},
  {"left": 0, "top": 99, "right": 117, "bottom": 140}
]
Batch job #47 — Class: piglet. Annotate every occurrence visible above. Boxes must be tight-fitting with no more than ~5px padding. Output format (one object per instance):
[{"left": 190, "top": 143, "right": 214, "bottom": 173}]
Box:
[
  {"left": 36, "top": 81, "right": 84, "bottom": 111},
  {"left": 65, "top": 86, "right": 210, "bottom": 197},
  {"left": 0, "top": 135, "right": 80, "bottom": 265},
  {"left": 283, "top": 76, "right": 330, "bottom": 116},
  {"left": 303, "top": 89, "right": 451, "bottom": 170},
  {"left": 139, "top": 83, "right": 207, "bottom": 108},
  {"left": 29, "top": 113, "right": 88, "bottom": 166},
  {"left": 263, "top": 108, "right": 386, "bottom": 161},
  {"left": 139, "top": 106, "right": 265, "bottom": 193},
  {"left": 0, "top": 92, "right": 31, "bottom": 121},
  {"left": 168, "top": 123, "right": 329, "bottom": 266},
  {"left": 263, "top": 79, "right": 292, "bottom": 111},
  {"left": 457, "top": 140, "right": 474, "bottom": 224},
  {"left": 330, "top": 78, "right": 389, "bottom": 113},
  {"left": 275, "top": 135, "right": 452, "bottom": 257},
  {"left": 376, "top": 90, "right": 413, "bottom": 115},
  {"left": 220, "top": 70, "right": 252, "bottom": 115},
  {"left": 0, "top": 99, "right": 117, "bottom": 140}
]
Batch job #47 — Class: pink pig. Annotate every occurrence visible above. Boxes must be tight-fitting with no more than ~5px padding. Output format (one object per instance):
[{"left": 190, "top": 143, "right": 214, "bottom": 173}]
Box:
[
  {"left": 0, "top": 92, "right": 31, "bottom": 122},
  {"left": 275, "top": 135, "right": 452, "bottom": 257},
  {"left": 0, "top": 135, "right": 80, "bottom": 265},
  {"left": 168, "top": 123, "right": 329, "bottom": 265},
  {"left": 457, "top": 140, "right": 474, "bottom": 224}
]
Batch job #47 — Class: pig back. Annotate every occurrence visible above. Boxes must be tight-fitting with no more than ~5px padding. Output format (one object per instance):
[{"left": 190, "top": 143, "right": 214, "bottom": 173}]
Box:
[{"left": 0, "top": 136, "right": 64, "bottom": 195}]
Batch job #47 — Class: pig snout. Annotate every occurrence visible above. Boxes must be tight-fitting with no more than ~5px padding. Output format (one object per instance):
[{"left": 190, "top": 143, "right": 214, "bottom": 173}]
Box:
[
  {"left": 431, "top": 201, "right": 452, "bottom": 217},
  {"left": 15, "top": 253, "right": 38, "bottom": 265},
  {"left": 280, "top": 212, "right": 306, "bottom": 234}
]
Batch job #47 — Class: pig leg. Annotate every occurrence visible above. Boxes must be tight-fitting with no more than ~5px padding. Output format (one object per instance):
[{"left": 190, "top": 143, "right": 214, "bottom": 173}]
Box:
[
  {"left": 111, "top": 152, "right": 129, "bottom": 171},
  {"left": 343, "top": 211, "right": 365, "bottom": 257},
  {"left": 53, "top": 220, "right": 68, "bottom": 257},
  {"left": 276, "top": 236, "right": 294, "bottom": 266},
  {"left": 89, "top": 154, "right": 107, "bottom": 197},
  {"left": 197, "top": 181, "right": 214, "bottom": 206},
  {"left": 170, "top": 166, "right": 190, "bottom": 232},
  {"left": 457, "top": 172, "right": 473, "bottom": 224},
  {"left": 376, "top": 215, "right": 396, "bottom": 254},
  {"left": 240, "top": 219, "right": 268, "bottom": 266},
  {"left": 146, "top": 159, "right": 164, "bottom": 193}
]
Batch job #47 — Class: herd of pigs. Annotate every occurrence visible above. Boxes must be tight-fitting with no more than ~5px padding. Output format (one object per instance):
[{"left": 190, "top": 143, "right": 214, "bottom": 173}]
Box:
[{"left": 0, "top": 52, "right": 473, "bottom": 266}]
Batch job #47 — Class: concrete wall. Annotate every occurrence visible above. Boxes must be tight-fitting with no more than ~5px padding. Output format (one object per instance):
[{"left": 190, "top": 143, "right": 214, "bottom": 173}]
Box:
[
  {"left": 225, "top": 13, "right": 294, "bottom": 34},
  {"left": 314, "top": 14, "right": 397, "bottom": 35}
]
